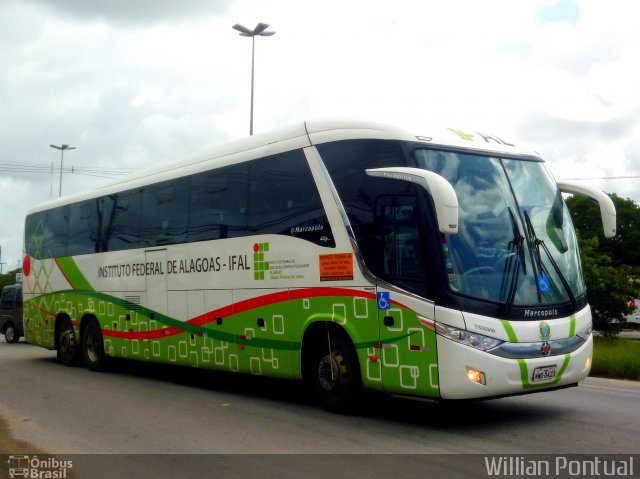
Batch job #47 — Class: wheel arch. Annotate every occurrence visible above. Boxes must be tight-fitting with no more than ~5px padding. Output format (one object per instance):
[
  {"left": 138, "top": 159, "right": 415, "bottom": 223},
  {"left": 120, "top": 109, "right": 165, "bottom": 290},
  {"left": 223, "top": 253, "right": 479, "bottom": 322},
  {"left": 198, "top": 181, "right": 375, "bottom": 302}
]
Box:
[
  {"left": 0, "top": 318, "right": 11, "bottom": 334},
  {"left": 300, "top": 320, "right": 357, "bottom": 382}
]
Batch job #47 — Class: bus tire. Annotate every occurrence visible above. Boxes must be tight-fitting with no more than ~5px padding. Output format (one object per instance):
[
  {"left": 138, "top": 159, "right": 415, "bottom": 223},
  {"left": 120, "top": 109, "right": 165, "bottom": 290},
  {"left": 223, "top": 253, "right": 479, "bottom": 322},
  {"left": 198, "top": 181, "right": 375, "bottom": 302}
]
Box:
[
  {"left": 309, "top": 329, "right": 362, "bottom": 413},
  {"left": 57, "top": 318, "right": 79, "bottom": 366},
  {"left": 82, "top": 319, "right": 108, "bottom": 372},
  {"left": 4, "top": 322, "right": 19, "bottom": 343}
]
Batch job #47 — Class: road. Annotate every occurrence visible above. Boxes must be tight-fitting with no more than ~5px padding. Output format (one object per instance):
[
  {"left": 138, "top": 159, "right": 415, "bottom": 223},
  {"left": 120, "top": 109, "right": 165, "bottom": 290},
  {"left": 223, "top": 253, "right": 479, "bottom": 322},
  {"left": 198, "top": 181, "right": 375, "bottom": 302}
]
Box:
[{"left": 1, "top": 340, "right": 639, "bottom": 478}]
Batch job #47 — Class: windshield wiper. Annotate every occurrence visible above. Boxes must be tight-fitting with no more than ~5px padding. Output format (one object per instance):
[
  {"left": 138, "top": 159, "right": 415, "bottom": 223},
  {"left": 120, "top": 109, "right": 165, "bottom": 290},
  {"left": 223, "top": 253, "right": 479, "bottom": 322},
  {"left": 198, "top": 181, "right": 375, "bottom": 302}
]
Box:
[
  {"left": 523, "top": 211, "right": 577, "bottom": 308},
  {"left": 502, "top": 207, "right": 525, "bottom": 314}
]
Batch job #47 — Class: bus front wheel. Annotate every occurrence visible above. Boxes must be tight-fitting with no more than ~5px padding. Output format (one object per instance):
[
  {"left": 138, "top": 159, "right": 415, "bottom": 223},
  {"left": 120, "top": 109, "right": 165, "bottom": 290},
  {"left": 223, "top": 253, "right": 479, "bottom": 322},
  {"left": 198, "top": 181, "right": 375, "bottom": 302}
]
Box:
[
  {"left": 309, "top": 330, "right": 361, "bottom": 413},
  {"left": 4, "top": 322, "right": 19, "bottom": 343},
  {"left": 82, "top": 319, "right": 107, "bottom": 371},
  {"left": 57, "top": 318, "right": 79, "bottom": 366}
]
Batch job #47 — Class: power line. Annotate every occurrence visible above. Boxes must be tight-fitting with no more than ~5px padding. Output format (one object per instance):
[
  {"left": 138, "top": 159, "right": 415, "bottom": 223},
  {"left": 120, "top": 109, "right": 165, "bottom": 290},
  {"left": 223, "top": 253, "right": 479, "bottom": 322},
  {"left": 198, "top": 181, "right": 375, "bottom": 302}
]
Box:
[
  {"left": 0, "top": 161, "right": 141, "bottom": 178},
  {"left": 559, "top": 175, "right": 640, "bottom": 180}
]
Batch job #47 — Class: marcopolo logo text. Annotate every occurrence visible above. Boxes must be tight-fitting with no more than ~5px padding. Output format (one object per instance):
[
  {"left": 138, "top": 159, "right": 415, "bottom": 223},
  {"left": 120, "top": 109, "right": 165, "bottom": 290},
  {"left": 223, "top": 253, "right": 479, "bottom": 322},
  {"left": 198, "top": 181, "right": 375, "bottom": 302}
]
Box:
[{"left": 523, "top": 308, "right": 559, "bottom": 318}]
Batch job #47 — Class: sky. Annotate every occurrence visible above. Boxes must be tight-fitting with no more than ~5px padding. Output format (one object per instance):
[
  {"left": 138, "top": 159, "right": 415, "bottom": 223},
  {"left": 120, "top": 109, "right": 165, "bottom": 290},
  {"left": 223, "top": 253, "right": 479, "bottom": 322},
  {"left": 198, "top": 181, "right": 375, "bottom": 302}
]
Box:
[{"left": 1, "top": 0, "right": 639, "bottom": 272}]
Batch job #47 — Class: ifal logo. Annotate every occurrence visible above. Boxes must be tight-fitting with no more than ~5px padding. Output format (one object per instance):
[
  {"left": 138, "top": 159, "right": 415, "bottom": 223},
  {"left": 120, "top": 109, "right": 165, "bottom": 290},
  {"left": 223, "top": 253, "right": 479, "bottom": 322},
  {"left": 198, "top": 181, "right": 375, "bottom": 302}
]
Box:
[{"left": 7, "top": 455, "right": 73, "bottom": 478}]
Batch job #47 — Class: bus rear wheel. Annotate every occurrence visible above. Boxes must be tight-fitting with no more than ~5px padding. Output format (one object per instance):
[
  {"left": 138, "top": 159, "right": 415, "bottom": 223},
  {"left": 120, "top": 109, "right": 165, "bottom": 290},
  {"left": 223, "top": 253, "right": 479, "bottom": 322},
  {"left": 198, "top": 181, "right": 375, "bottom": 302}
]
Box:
[
  {"left": 57, "top": 318, "right": 79, "bottom": 366},
  {"left": 309, "top": 330, "right": 361, "bottom": 413},
  {"left": 82, "top": 319, "right": 107, "bottom": 371}
]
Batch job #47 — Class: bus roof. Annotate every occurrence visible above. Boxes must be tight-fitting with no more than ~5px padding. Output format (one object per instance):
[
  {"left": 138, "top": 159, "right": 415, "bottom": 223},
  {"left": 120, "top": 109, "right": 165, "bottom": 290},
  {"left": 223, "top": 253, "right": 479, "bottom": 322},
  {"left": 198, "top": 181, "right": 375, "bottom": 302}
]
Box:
[
  {"left": 305, "top": 118, "right": 541, "bottom": 157},
  {"left": 27, "top": 118, "right": 541, "bottom": 214}
]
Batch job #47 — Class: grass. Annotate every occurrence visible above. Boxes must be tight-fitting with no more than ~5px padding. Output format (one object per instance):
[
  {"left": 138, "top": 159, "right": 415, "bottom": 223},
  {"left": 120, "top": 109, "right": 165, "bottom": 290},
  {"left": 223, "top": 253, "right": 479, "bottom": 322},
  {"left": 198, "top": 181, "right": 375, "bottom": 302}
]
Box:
[{"left": 591, "top": 336, "right": 640, "bottom": 381}]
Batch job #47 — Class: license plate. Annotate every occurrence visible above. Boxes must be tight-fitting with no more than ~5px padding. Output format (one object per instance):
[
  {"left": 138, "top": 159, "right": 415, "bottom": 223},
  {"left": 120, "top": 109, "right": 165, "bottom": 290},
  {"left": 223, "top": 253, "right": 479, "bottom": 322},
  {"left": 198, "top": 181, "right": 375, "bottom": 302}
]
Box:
[{"left": 532, "top": 365, "right": 557, "bottom": 382}]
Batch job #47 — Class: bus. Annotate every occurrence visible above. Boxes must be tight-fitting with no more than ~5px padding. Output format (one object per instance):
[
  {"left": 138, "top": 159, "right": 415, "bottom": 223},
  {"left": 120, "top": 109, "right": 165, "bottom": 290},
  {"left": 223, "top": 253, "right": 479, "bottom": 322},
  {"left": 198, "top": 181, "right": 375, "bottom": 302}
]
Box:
[{"left": 22, "top": 118, "right": 616, "bottom": 411}]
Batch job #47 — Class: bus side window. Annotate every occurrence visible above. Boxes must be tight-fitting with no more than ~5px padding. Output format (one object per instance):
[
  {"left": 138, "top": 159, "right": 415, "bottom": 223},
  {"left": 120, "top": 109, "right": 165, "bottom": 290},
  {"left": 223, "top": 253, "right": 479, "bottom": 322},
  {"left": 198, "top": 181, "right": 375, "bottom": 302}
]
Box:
[
  {"left": 25, "top": 213, "right": 45, "bottom": 259},
  {"left": 43, "top": 206, "right": 70, "bottom": 258},
  {"left": 189, "top": 163, "right": 249, "bottom": 241},
  {"left": 107, "top": 189, "right": 143, "bottom": 251},
  {"left": 318, "top": 139, "right": 409, "bottom": 248},
  {"left": 142, "top": 178, "right": 189, "bottom": 246},
  {"left": 246, "top": 150, "right": 334, "bottom": 247},
  {"left": 68, "top": 200, "right": 100, "bottom": 255}
]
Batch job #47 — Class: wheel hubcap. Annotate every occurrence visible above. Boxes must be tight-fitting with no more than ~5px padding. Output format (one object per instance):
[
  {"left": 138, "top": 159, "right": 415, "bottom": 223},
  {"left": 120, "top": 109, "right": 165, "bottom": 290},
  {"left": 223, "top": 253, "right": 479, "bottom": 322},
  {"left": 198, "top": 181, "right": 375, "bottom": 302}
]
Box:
[
  {"left": 60, "top": 329, "right": 75, "bottom": 356},
  {"left": 318, "top": 354, "right": 340, "bottom": 391},
  {"left": 87, "top": 330, "right": 100, "bottom": 363}
]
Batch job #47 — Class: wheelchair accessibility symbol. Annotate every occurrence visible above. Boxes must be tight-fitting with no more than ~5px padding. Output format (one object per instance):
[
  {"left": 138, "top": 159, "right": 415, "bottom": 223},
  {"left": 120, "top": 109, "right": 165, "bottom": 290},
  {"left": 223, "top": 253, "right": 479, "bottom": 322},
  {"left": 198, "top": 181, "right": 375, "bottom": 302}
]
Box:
[{"left": 377, "top": 292, "right": 390, "bottom": 310}]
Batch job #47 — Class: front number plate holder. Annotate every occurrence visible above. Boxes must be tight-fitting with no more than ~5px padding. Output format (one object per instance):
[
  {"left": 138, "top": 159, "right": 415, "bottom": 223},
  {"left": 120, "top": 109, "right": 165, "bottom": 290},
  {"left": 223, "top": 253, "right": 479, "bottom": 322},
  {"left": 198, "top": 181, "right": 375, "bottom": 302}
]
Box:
[{"left": 531, "top": 365, "right": 557, "bottom": 382}]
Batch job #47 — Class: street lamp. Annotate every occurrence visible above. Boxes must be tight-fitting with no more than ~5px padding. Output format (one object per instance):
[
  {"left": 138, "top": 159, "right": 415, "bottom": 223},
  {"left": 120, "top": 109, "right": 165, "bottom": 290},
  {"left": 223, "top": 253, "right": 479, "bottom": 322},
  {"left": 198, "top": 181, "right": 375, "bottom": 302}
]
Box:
[
  {"left": 50, "top": 144, "right": 76, "bottom": 197},
  {"left": 232, "top": 22, "right": 275, "bottom": 136}
]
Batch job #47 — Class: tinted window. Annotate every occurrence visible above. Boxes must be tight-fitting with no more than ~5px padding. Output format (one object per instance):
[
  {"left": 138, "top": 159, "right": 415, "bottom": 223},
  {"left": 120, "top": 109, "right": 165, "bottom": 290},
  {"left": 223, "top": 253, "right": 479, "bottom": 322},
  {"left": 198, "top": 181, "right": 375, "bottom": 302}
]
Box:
[
  {"left": 43, "top": 206, "right": 69, "bottom": 258},
  {"left": 247, "top": 150, "right": 334, "bottom": 246},
  {"left": 319, "top": 140, "right": 431, "bottom": 296},
  {"left": 25, "top": 212, "right": 45, "bottom": 259},
  {"left": 103, "top": 190, "right": 142, "bottom": 251},
  {"left": 142, "top": 178, "right": 190, "bottom": 246},
  {"left": 189, "top": 163, "right": 249, "bottom": 242},
  {"left": 68, "top": 200, "right": 100, "bottom": 255},
  {"left": 1, "top": 287, "right": 16, "bottom": 305},
  {"left": 318, "top": 140, "right": 411, "bottom": 223},
  {"left": 319, "top": 140, "right": 412, "bottom": 256},
  {"left": 375, "top": 195, "right": 428, "bottom": 293},
  {"left": 25, "top": 148, "right": 334, "bottom": 256}
]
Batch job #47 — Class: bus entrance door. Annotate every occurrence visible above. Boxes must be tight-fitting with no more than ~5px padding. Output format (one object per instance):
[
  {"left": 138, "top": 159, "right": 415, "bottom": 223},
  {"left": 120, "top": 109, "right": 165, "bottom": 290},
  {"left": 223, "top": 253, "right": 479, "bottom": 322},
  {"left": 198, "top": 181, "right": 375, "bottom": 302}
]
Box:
[
  {"left": 376, "top": 288, "right": 439, "bottom": 398},
  {"left": 373, "top": 195, "right": 441, "bottom": 397}
]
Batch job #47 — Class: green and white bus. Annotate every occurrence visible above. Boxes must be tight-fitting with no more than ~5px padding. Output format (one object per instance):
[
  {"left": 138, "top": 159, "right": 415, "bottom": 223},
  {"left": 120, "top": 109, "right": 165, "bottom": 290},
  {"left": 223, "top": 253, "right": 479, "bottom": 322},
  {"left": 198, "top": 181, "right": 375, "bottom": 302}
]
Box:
[{"left": 23, "top": 119, "right": 615, "bottom": 410}]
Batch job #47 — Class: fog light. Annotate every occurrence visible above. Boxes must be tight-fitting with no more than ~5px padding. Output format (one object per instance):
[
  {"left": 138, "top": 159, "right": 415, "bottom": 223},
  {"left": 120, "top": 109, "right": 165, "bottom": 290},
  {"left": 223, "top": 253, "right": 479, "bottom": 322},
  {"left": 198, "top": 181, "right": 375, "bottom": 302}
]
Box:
[
  {"left": 466, "top": 368, "right": 486, "bottom": 386},
  {"left": 584, "top": 356, "right": 591, "bottom": 370}
]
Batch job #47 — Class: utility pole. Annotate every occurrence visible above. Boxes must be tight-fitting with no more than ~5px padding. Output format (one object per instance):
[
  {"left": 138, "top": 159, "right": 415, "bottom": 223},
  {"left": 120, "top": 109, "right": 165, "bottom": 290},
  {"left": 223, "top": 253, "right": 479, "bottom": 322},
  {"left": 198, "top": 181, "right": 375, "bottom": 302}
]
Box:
[
  {"left": 232, "top": 22, "right": 275, "bottom": 135},
  {"left": 50, "top": 144, "right": 76, "bottom": 197}
]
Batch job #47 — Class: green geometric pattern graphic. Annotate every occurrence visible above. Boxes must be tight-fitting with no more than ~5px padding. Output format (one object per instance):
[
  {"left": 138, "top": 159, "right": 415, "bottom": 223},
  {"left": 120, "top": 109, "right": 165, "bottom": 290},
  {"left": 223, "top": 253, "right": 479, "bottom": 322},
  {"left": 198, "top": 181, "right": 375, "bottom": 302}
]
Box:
[{"left": 25, "top": 282, "right": 441, "bottom": 397}]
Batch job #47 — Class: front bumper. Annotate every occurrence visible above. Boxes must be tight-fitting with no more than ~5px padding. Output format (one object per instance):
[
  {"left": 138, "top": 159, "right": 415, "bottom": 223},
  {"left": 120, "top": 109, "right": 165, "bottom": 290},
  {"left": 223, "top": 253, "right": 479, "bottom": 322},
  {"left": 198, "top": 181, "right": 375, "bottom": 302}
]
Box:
[{"left": 437, "top": 333, "right": 592, "bottom": 399}]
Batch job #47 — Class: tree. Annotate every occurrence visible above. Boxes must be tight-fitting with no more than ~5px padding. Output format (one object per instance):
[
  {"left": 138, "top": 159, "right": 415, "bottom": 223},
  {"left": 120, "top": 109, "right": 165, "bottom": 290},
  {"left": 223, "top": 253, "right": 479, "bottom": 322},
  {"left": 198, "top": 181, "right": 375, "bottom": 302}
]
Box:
[
  {"left": 577, "top": 236, "right": 636, "bottom": 336},
  {"left": 566, "top": 191, "right": 640, "bottom": 335},
  {"left": 0, "top": 268, "right": 21, "bottom": 290},
  {"left": 566, "top": 193, "right": 640, "bottom": 269}
]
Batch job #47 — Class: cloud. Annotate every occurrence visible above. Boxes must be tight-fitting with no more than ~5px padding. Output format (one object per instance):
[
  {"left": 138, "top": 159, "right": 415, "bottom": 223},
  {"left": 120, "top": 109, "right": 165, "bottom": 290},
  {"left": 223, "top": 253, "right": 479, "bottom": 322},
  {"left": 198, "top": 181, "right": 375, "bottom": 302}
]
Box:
[
  {"left": 20, "top": 0, "right": 232, "bottom": 25},
  {"left": 517, "top": 110, "right": 639, "bottom": 146}
]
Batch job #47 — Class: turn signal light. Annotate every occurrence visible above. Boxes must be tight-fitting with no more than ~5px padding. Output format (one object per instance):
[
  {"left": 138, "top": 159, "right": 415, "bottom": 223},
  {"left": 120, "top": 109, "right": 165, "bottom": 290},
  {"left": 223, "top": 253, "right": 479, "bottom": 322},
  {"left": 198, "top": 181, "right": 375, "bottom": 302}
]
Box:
[{"left": 466, "top": 368, "right": 486, "bottom": 386}]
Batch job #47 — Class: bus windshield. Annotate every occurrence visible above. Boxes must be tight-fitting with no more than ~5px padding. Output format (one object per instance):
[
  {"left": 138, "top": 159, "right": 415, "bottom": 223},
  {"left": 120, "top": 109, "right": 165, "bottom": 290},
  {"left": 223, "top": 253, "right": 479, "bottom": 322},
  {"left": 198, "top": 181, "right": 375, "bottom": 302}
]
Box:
[{"left": 415, "top": 149, "right": 585, "bottom": 308}]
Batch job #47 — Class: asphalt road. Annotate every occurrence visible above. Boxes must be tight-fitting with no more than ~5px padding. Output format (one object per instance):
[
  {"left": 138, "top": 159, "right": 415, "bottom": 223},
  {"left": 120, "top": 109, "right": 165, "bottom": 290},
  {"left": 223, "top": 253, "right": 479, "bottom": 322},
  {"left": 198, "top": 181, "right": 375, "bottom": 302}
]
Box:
[{"left": 1, "top": 340, "right": 639, "bottom": 478}]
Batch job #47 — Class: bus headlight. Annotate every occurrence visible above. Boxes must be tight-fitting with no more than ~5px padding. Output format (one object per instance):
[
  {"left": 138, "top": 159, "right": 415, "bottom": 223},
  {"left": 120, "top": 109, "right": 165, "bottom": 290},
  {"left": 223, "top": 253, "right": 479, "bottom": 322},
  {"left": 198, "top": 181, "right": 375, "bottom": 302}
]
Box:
[
  {"left": 436, "top": 323, "right": 504, "bottom": 351},
  {"left": 577, "top": 324, "right": 592, "bottom": 340}
]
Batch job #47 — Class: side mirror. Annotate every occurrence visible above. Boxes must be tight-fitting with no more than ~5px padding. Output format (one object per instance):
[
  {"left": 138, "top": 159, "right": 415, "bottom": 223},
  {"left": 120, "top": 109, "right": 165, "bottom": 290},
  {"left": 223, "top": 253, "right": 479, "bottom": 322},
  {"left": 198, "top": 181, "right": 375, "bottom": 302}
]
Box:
[
  {"left": 366, "top": 167, "right": 459, "bottom": 234},
  {"left": 557, "top": 180, "right": 617, "bottom": 238}
]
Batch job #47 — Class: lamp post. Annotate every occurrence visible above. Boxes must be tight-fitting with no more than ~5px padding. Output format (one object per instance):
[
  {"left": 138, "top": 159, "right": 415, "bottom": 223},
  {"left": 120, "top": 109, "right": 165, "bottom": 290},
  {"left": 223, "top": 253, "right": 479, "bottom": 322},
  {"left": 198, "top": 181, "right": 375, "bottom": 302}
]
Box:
[
  {"left": 232, "top": 22, "right": 275, "bottom": 135},
  {"left": 49, "top": 144, "right": 76, "bottom": 197}
]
